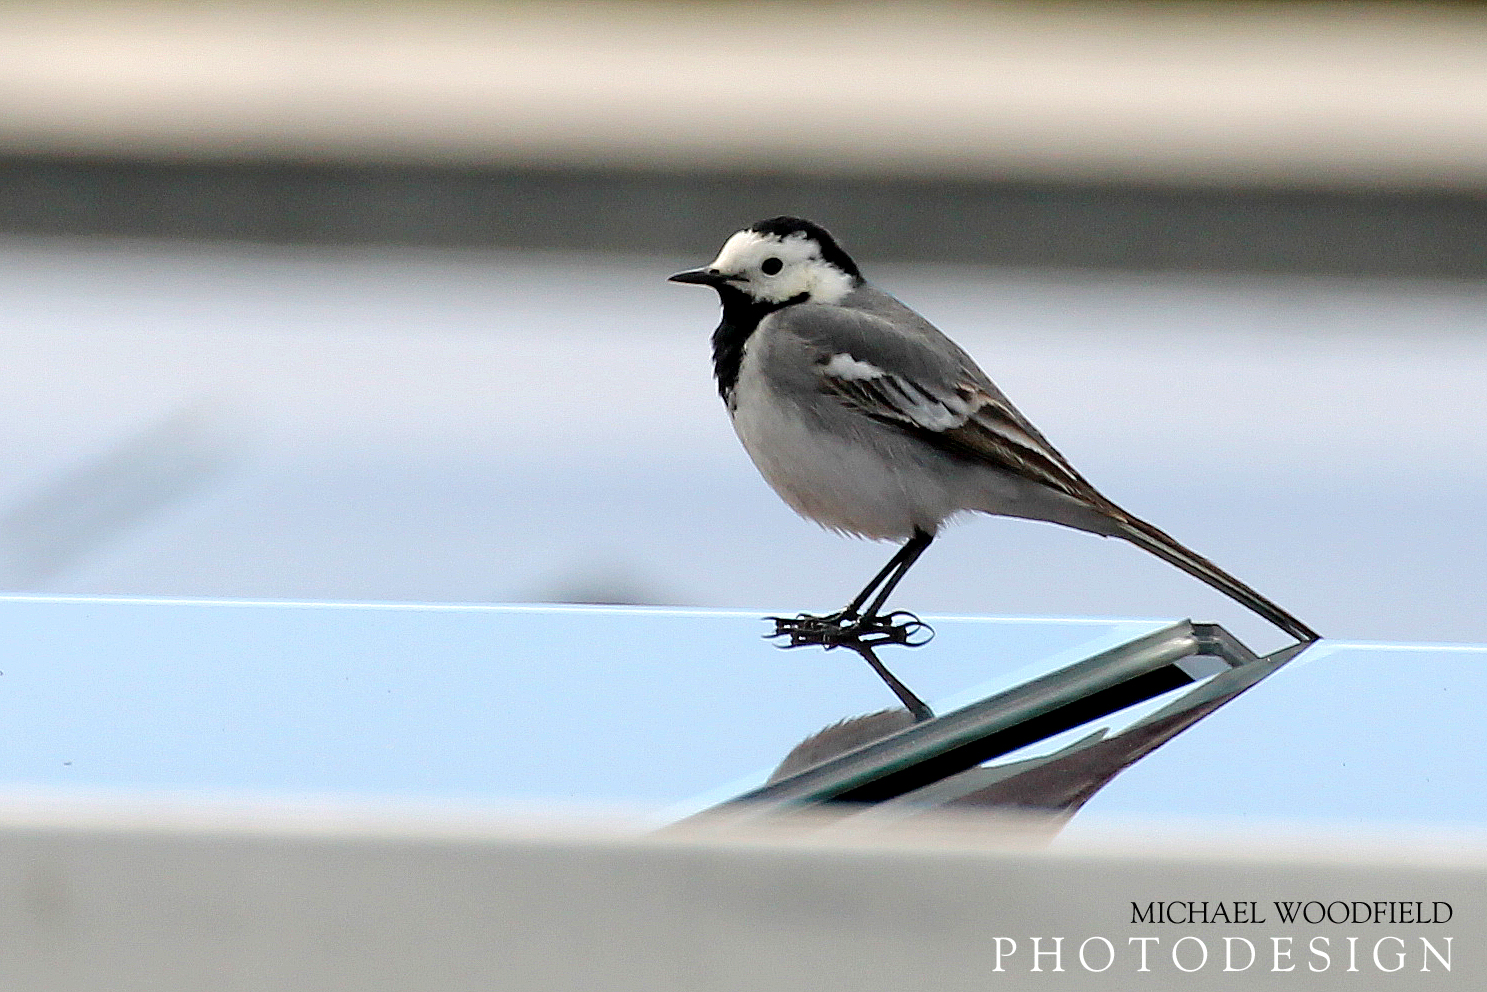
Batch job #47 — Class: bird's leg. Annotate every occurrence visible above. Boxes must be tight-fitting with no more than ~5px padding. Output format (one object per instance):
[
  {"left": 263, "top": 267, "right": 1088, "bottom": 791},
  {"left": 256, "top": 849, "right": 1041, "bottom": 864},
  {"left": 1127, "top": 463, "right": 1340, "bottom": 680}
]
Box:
[
  {"left": 857, "top": 530, "right": 932, "bottom": 623},
  {"left": 837, "top": 532, "right": 929, "bottom": 617},
  {"left": 768, "top": 530, "right": 936, "bottom": 651},
  {"left": 851, "top": 644, "right": 934, "bottom": 722}
]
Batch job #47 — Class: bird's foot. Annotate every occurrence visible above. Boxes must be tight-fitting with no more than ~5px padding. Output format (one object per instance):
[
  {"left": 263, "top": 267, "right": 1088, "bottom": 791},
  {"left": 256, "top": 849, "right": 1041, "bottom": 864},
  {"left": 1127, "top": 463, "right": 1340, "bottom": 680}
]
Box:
[{"left": 765, "top": 609, "right": 934, "bottom": 651}]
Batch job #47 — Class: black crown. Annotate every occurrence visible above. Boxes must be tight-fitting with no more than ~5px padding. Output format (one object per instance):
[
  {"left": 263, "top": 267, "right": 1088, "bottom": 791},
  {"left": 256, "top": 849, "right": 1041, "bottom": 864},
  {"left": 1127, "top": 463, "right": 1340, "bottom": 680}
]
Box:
[{"left": 747, "top": 216, "right": 861, "bottom": 279}]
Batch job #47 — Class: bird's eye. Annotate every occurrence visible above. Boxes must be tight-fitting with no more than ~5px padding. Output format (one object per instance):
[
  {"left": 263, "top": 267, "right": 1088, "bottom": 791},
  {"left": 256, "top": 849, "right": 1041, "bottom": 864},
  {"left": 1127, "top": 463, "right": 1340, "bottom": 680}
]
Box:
[{"left": 760, "top": 257, "right": 783, "bottom": 276}]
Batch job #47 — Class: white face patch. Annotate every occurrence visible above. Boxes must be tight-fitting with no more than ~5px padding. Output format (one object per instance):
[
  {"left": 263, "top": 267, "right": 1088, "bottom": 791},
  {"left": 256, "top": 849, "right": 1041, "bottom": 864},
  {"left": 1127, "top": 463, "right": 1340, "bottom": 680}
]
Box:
[{"left": 707, "top": 230, "right": 856, "bottom": 305}]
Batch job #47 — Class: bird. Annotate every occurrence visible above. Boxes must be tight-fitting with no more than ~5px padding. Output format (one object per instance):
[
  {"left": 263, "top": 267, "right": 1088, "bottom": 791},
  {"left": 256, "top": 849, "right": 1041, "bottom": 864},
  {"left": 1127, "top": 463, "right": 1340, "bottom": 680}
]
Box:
[{"left": 669, "top": 216, "right": 1318, "bottom": 714}]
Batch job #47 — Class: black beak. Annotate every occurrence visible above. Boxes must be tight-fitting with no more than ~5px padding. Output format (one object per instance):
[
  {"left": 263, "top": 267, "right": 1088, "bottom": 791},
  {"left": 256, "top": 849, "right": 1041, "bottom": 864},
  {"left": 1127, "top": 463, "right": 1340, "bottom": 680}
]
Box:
[{"left": 667, "top": 267, "right": 728, "bottom": 287}]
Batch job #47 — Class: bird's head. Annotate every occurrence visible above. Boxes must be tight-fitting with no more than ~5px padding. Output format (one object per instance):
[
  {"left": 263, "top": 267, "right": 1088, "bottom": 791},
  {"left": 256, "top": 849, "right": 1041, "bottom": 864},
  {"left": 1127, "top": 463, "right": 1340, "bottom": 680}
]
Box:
[{"left": 668, "top": 216, "right": 862, "bottom": 307}]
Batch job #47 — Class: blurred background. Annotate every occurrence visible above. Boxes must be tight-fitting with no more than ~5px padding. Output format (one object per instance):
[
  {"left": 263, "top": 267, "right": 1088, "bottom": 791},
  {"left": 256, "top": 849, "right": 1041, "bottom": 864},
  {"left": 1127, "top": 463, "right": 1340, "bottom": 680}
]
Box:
[{"left": 1, "top": 1, "right": 1485, "bottom": 650}]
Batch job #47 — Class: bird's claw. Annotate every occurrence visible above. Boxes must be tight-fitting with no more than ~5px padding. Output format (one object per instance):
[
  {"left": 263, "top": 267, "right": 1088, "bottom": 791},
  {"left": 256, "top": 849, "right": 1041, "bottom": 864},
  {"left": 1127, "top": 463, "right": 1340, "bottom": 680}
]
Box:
[{"left": 765, "top": 610, "right": 934, "bottom": 650}]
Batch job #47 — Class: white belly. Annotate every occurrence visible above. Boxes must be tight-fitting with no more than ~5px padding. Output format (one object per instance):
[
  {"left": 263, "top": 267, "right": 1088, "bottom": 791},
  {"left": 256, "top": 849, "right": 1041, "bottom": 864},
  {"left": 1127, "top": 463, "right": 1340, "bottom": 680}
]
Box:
[{"left": 729, "top": 372, "right": 959, "bottom": 541}]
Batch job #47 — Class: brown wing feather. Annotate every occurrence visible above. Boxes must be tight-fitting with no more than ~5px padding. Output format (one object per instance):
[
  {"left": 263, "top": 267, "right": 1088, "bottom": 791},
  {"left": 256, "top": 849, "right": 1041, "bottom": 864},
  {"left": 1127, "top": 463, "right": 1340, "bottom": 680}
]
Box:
[
  {"left": 935, "top": 393, "right": 1104, "bottom": 504},
  {"left": 822, "top": 372, "right": 1116, "bottom": 512}
]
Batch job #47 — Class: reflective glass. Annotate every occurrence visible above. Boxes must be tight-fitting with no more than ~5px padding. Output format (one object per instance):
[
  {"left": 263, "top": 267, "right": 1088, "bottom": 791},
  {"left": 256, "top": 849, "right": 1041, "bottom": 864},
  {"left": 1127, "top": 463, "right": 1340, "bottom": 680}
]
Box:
[
  {"left": 1076, "top": 639, "right": 1487, "bottom": 829},
  {"left": 0, "top": 595, "right": 1161, "bottom": 807}
]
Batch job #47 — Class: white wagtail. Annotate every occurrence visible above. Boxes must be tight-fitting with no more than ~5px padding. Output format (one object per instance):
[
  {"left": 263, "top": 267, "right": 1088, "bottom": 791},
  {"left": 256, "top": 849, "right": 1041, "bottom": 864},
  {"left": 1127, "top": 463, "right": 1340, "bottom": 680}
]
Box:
[{"left": 670, "top": 217, "right": 1318, "bottom": 712}]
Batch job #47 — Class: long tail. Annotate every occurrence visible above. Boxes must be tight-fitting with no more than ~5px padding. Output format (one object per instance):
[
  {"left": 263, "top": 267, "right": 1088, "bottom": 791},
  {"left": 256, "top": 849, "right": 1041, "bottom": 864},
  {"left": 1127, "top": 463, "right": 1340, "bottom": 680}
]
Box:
[{"left": 1113, "top": 511, "right": 1319, "bottom": 643}]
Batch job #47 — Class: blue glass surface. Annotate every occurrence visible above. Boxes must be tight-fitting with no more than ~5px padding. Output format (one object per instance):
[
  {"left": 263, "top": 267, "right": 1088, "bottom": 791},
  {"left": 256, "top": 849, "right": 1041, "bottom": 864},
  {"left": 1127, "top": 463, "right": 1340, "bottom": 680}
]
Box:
[
  {"left": 1078, "top": 639, "right": 1487, "bottom": 829},
  {"left": 0, "top": 595, "right": 1161, "bottom": 806}
]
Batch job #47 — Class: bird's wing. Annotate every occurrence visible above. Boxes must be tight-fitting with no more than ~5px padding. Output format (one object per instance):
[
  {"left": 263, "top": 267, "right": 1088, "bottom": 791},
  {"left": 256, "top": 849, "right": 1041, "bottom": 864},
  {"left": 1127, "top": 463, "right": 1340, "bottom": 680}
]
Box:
[
  {"left": 768, "top": 301, "right": 1320, "bottom": 643},
  {"left": 772, "top": 303, "right": 1108, "bottom": 506},
  {"left": 826, "top": 366, "right": 1103, "bottom": 503}
]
